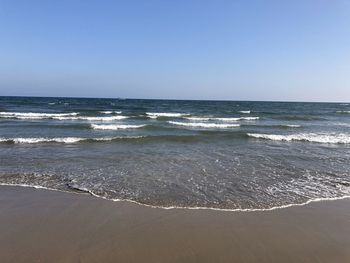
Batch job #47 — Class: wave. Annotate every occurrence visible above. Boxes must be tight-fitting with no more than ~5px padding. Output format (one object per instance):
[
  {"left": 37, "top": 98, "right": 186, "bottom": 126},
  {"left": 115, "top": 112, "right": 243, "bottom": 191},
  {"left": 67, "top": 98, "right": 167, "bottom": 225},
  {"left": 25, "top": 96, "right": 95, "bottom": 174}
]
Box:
[
  {"left": 239, "top": 110, "right": 250, "bottom": 114},
  {"left": 247, "top": 133, "right": 350, "bottom": 144},
  {"left": 100, "top": 111, "right": 122, "bottom": 114},
  {"left": 168, "top": 121, "right": 240, "bottom": 128},
  {"left": 282, "top": 124, "right": 301, "bottom": 128},
  {"left": 91, "top": 124, "right": 146, "bottom": 130},
  {"left": 146, "top": 112, "right": 188, "bottom": 118},
  {"left": 273, "top": 115, "right": 323, "bottom": 121},
  {"left": 0, "top": 136, "right": 145, "bottom": 144},
  {"left": 336, "top": 111, "right": 350, "bottom": 114},
  {"left": 0, "top": 112, "right": 78, "bottom": 119},
  {"left": 185, "top": 116, "right": 259, "bottom": 121},
  {"left": 55, "top": 116, "right": 128, "bottom": 121},
  {"left": 0, "top": 111, "right": 128, "bottom": 121},
  {"left": 1, "top": 183, "right": 350, "bottom": 213},
  {"left": 0, "top": 137, "right": 84, "bottom": 144}
]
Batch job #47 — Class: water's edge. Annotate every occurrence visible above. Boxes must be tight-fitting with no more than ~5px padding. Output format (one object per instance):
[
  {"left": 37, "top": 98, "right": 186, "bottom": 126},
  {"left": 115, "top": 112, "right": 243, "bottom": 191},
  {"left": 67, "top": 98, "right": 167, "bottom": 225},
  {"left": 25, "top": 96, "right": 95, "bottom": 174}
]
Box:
[{"left": 2, "top": 182, "right": 350, "bottom": 213}]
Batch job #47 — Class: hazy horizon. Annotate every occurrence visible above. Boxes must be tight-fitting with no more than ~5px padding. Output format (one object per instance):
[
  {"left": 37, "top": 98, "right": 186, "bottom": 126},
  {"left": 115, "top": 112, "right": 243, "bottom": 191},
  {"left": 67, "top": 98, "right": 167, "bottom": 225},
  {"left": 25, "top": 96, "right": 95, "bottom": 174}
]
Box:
[{"left": 1, "top": 1, "right": 349, "bottom": 102}]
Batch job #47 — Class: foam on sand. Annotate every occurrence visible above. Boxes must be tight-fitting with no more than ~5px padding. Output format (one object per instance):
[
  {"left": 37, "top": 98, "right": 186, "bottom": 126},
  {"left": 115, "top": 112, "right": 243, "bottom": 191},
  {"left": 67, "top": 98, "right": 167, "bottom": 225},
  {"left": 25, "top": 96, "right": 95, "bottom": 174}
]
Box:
[{"left": 247, "top": 133, "right": 350, "bottom": 144}]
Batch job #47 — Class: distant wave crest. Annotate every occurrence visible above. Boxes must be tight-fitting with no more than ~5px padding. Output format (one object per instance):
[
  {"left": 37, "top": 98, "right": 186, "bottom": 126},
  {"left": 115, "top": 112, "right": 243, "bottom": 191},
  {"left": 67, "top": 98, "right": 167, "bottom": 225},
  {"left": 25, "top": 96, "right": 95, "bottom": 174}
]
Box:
[
  {"left": 146, "top": 112, "right": 188, "bottom": 118},
  {"left": 169, "top": 121, "right": 240, "bottom": 128},
  {"left": 247, "top": 133, "right": 350, "bottom": 144},
  {"left": 185, "top": 116, "right": 259, "bottom": 121},
  {"left": 0, "top": 136, "right": 145, "bottom": 144},
  {"left": 91, "top": 124, "right": 146, "bottom": 130},
  {"left": 0, "top": 112, "right": 78, "bottom": 119}
]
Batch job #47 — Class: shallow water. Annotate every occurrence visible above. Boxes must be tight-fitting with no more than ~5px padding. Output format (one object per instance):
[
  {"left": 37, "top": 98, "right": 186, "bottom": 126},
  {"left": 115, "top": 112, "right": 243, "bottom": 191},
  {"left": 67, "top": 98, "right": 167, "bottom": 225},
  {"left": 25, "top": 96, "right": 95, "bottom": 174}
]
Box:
[{"left": 0, "top": 96, "right": 349, "bottom": 209}]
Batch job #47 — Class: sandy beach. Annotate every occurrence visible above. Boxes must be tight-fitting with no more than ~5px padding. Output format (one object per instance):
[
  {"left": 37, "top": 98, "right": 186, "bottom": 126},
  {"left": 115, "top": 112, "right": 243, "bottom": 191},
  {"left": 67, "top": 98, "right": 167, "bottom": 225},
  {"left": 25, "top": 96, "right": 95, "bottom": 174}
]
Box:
[{"left": 0, "top": 185, "right": 349, "bottom": 263}]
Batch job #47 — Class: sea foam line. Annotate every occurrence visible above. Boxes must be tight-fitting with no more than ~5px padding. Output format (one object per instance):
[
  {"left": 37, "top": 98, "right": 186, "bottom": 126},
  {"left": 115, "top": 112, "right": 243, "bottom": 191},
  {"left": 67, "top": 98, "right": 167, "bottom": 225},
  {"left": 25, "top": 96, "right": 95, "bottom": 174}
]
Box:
[
  {"left": 146, "top": 112, "right": 188, "bottom": 118},
  {"left": 55, "top": 116, "right": 128, "bottom": 121},
  {"left": 185, "top": 116, "right": 259, "bottom": 121},
  {"left": 247, "top": 133, "right": 350, "bottom": 144},
  {"left": 99, "top": 111, "right": 122, "bottom": 114},
  {"left": 1, "top": 183, "right": 350, "bottom": 213},
  {"left": 0, "top": 136, "right": 145, "bottom": 144},
  {"left": 91, "top": 124, "right": 146, "bottom": 130},
  {"left": 169, "top": 121, "right": 240, "bottom": 128},
  {"left": 0, "top": 112, "right": 128, "bottom": 121}
]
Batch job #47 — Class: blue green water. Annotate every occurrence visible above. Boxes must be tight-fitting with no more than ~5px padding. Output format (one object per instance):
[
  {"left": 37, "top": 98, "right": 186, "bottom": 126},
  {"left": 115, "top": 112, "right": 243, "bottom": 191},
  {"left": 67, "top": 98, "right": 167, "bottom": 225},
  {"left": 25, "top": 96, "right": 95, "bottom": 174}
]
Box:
[{"left": 0, "top": 96, "right": 349, "bottom": 210}]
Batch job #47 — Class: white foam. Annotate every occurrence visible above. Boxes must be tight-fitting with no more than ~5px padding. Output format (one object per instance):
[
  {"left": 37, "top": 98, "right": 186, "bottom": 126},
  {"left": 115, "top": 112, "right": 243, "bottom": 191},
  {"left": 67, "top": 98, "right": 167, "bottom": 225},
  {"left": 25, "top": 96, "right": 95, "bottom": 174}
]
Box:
[
  {"left": 239, "top": 110, "right": 251, "bottom": 114},
  {"left": 100, "top": 111, "right": 122, "bottom": 114},
  {"left": 54, "top": 116, "right": 128, "bottom": 121},
  {"left": 185, "top": 116, "right": 259, "bottom": 121},
  {"left": 0, "top": 136, "right": 145, "bottom": 144},
  {"left": 0, "top": 137, "right": 83, "bottom": 144},
  {"left": 146, "top": 112, "right": 188, "bottom": 118},
  {"left": 2, "top": 183, "right": 349, "bottom": 213},
  {"left": 336, "top": 111, "right": 350, "bottom": 114},
  {"left": 247, "top": 133, "right": 350, "bottom": 144},
  {"left": 169, "top": 121, "right": 240, "bottom": 128},
  {"left": 91, "top": 124, "right": 146, "bottom": 130},
  {"left": 0, "top": 112, "right": 78, "bottom": 119},
  {"left": 283, "top": 124, "right": 301, "bottom": 128}
]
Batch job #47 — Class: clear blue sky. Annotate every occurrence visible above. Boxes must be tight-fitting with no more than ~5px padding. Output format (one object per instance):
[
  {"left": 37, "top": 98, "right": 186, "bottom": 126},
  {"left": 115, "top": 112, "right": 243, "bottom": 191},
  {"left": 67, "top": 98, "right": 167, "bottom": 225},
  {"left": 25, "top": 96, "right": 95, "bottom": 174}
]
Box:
[{"left": 0, "top": 0, "right": 349, "bottom": 101}]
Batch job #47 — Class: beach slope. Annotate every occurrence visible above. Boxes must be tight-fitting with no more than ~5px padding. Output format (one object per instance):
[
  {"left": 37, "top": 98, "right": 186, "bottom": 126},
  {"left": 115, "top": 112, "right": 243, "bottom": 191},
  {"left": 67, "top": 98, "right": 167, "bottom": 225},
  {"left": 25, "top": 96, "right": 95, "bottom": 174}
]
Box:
[{"left": 1, "top": 185, "right": 350, "bottom": 263}]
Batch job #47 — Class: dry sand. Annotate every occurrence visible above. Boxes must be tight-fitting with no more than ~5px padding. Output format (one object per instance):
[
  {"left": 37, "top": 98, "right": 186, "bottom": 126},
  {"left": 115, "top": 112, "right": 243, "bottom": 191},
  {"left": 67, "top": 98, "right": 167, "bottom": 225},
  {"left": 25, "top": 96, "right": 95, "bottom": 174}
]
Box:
[{"left": 1, "top": 185, "right": 350, "bottom": 263}]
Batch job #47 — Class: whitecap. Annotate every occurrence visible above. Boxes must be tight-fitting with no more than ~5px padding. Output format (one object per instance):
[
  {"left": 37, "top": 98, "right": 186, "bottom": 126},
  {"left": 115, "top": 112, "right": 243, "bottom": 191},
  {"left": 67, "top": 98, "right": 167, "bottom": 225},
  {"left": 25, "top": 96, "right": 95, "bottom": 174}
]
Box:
[
  {"left": 100, "top": 111, "right": 122, "bottom": 114},
  {"left": 168, "top": 121, "right": 240, "bottom": 128},
  {"left": 0, "top": 112, "right": 78, "bottom": 119},
  {"left": 0, "top": 136, "right": 145, "bottom": 144},
  {"left": 247, "top": 133, "right": 350, "bottom": 144},
  {"left": 146, "top": 112, "right": 188, "bottom": 118},
  {"left": 54, "top": 116, "right": 128, "bottom": 121},
  {"left": 0, "top": 137, "right": 83, "bottom": 144},
  {"left": 239, "top": 110, "right": 251, "bottom": 114},
  {"left": 91, "top": 124, "right": 146, "bottom": 130},
  {"left": 185, "top": 116, "right": 259, "bottom": 121}
]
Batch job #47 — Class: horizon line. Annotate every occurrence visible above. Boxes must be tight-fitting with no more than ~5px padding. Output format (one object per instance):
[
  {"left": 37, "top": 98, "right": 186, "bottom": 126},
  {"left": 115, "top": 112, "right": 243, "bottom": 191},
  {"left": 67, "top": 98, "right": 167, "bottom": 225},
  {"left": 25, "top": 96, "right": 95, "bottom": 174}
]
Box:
[{"left": 0, "top": 95, "right": 349, "bottom": 104}]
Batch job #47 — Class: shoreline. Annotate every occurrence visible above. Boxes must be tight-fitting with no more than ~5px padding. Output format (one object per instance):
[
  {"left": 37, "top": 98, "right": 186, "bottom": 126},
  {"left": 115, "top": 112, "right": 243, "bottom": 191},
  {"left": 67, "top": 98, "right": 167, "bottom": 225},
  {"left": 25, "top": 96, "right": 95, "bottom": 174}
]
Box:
[
  {"left": 1, "top": 185, "right": 350, "bottom": 262},
  {"left": 1, "top": 182, "right": 350, "bottom": 213}
]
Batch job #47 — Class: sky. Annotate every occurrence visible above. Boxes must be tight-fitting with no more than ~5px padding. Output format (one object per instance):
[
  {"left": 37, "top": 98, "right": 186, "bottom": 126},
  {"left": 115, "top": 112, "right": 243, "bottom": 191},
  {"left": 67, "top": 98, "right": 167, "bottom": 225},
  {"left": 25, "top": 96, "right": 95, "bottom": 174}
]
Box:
[{"left": 0, "top": 0, "right": 349, "bottom": 101}]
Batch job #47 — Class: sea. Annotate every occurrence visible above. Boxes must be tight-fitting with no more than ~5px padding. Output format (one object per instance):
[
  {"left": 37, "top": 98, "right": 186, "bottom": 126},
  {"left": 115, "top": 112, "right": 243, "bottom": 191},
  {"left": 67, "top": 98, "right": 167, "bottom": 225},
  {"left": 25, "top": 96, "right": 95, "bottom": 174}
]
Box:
[{"left": 0, "top": 96, "right": 349, "bottom": 211}]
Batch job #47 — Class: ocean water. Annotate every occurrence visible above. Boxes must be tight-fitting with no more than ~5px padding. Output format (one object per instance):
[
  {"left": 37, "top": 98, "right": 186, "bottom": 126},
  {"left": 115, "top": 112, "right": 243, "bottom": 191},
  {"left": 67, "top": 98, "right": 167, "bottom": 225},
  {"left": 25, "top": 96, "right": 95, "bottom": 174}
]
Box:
[{"left": 0, "top": 96, "right": 349, "bottom": 210}]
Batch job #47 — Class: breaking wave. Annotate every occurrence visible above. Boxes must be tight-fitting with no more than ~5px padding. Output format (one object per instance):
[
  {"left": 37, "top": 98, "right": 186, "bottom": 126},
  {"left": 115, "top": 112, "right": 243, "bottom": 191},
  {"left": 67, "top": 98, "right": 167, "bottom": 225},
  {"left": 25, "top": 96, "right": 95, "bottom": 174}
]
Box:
[
  {"left": 247, "top": 133, "right": 350, "bottom": 144},
  {"left": 185, "top": 116, "right": 259, "bottom": 121},
  {"left": 91, "top": 124, "right": 146, "bottom": 130},
  {"left": 146, "top": 112, "right": 188, "bottom": 118},
  {"left": 169, "top": 121, "right": 240, "bottom": 128}
]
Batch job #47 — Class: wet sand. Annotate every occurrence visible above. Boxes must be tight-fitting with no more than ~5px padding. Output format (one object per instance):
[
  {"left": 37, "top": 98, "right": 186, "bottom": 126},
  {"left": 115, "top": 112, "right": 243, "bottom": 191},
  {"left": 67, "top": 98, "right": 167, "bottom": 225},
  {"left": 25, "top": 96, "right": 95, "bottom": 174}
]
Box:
[{"left": 1, "top": 185, "right": 350, "bottom": 263}]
